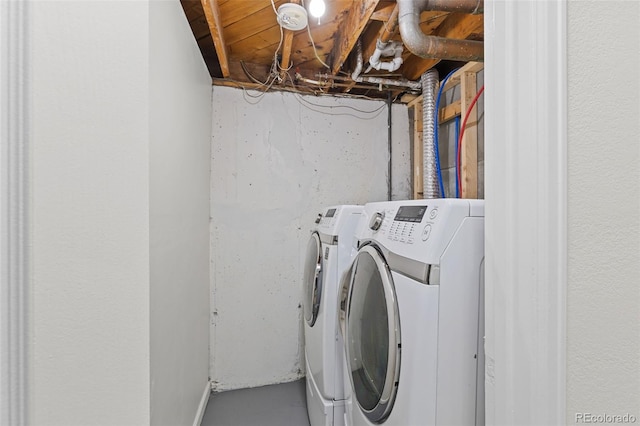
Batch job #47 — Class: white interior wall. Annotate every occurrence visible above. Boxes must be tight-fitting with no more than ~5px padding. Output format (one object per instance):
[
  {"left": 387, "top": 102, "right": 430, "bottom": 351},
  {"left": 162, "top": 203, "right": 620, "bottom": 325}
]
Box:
[
  {"left": 30, "top": 2, "right": 151, "bottom": 424},
  {"left": 149, "top": 1, "right": 212, "bottom": 425},
  {"left": 209, "top": 87, "right": 409, "bottom": 390},
  {"left": 391, "top": 103, "right": 412, "bottom": 200},
  {"left": 567, "top": 1, "right": 640, "bottom": 422},
  {"left": 30, "top": 1, "right": 213, "bottom": 424}
]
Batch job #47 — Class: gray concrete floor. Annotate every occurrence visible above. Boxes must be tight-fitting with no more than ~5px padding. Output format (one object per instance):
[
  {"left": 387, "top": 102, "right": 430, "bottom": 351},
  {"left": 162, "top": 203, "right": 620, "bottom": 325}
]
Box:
[{"left": 201, "top": 379, "right": 310, "bottom": 426}]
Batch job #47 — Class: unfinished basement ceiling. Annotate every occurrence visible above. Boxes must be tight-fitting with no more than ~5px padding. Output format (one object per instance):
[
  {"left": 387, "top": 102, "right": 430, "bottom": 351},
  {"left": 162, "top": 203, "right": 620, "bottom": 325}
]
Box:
[{"left": 180, "top": 0, "right": 484, "bottom": 101}]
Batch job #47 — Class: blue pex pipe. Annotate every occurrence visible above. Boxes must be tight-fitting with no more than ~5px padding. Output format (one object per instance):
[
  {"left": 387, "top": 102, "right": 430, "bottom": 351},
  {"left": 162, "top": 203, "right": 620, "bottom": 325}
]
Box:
[{"left": 434, "top": 68, "right": 460, "bottom": 198}]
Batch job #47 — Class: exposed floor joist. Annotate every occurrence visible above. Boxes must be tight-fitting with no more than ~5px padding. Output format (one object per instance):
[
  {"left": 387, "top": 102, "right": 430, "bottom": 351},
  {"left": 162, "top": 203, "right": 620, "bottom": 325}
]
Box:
[
  {"left": 328, "top": 0, "right": 379, "bottom": 75},
  {"left": 201, "top": 0, "right": 230, "bottom": 77}
]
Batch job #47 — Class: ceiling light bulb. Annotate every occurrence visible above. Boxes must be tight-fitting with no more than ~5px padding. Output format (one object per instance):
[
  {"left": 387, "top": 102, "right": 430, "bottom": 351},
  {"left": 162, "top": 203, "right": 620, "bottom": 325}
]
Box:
[{"left": 308, "top": 0, "right": 326, "bottom": 18}]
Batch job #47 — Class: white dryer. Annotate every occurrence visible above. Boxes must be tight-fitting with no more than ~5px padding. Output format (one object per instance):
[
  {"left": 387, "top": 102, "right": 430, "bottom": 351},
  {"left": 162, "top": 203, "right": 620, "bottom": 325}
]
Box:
[
  {"left": 304, "top": 205, "right": 363, "bottom": 426},
  {"left": 338, "top": 199, "right": 485, "bottom": 426}
]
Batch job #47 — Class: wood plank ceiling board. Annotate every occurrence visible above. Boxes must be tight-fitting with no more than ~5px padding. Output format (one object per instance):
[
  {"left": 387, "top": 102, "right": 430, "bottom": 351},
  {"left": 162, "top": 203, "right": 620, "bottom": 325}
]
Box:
[
  {"left": 218, "top": 0, "right": 277, "bottom": 27},
  {"left": 228, "top": 26, "right": 281, "bottom": 60},
  {"left": 370, "top": 2, "right": 397, "bottom": 21},
  {"left": 291, "top": 30, "right": 334, "bottom": 73},
  {"left": 223, "top": 4, "right": 282, "bottom": 46}
]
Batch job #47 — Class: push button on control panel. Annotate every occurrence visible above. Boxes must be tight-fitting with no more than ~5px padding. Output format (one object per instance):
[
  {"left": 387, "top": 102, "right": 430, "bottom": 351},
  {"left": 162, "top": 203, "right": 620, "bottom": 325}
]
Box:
[
  {"left": 421, "top": 224, "right": 432, "bottom": 241},
  {"left": 429, "top": 208, "right": 438, "bottom": 220},
  {"left": 388, "top": 221, "right": 419, "bottom": 244}
]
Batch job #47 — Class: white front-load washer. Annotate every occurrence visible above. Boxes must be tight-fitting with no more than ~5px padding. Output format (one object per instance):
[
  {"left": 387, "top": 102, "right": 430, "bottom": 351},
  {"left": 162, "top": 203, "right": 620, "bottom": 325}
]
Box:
[
  {"left": 338, "top": 199, "right": 485, "bottom": 426},
  {"left": 304, "top": 205, "right": 363, "bottom": 426}
]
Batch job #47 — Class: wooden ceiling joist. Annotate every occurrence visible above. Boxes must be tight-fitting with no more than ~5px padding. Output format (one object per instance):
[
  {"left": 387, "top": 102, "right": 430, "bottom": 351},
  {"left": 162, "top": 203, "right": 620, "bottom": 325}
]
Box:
[
  {"left": 280, "top": 29, "right": 295, "bottom": 81},
  {"left": 370, "top": 3, "right": 396, "bottom": 22},
  {"left": 201, "top": 0, "right": 230, "bottom": 77},
  {"left": 279, "top": 0, "right": 299, "bottom": 80},
  {"left": 328, "top": 0, "right": 380, "bottom": 75}
]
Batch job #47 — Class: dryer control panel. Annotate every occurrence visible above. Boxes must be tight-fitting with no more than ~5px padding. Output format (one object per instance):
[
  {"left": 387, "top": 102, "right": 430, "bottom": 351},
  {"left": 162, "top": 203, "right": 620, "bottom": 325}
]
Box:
[{"left": 357, "top": 199, "right": 483, "bottom": 265}]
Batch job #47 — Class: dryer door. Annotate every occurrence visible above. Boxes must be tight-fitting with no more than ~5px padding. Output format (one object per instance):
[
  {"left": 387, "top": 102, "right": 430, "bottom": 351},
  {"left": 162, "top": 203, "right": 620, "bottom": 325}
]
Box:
[
  {"left": 345, "top": 244, "right": 401, "bottom": 423},
  {"left": 303, "top": 232, "right": 323, "bottom": 327}
]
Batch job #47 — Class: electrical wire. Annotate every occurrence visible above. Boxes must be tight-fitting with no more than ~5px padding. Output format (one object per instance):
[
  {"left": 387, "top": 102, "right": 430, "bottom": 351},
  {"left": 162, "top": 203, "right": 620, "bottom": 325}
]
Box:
[
  {"left": 240, "top": 61, "right": 273, "bottom": 87},
  {"left": 238, "top": 61, "right": 280, "bottom": 104},
  {"left": 241, "top": 81, "right": 278, "bottom": 104},
  {"left": 434, "top": 68, "right": 460, "bottom": 198},
  {"left": 298, "top": 0, "right": 330, "bottom": 69},
  {"left": 294, "top": 91, "right": 387, "bottom": 113},
  {"left": 293, "top": 94, "right": 387, "bottom": 119},
  {"left": 456, "top": 85, "right": 484, "bottom": 197},
  {"left": 236, "top": 65, "right": 388, "bottom": 114},
  {"left": 306, "top": 24, "right": 330, "bottom": 69},
  {"left": 273, "top": 25, "right": 285, "bottom": 73}
]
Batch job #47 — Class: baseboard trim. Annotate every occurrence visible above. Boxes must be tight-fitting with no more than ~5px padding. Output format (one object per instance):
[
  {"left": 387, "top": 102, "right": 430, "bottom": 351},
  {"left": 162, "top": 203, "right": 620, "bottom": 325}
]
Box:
[{"left": 192, "top": 380, "right": 212, "bottom": 426}]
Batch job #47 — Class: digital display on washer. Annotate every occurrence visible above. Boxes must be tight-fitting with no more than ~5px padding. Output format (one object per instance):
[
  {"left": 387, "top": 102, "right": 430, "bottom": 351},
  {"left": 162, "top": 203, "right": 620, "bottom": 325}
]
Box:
[
  {"left": 394, "top": 205, "right": 427, "bottom": 222},
  {"left": 325, "top": 208, "right": 337, "bottom": 218}
]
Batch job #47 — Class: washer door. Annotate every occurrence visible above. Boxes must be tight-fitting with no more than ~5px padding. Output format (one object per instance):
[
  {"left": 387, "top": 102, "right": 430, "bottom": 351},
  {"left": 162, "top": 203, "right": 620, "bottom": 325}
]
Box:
[
  {"left": 303, "top": 232, "right": 323, "bottom": 327},
  {"left": 345, "top": 245, "right": 401, "bottom": 423}
]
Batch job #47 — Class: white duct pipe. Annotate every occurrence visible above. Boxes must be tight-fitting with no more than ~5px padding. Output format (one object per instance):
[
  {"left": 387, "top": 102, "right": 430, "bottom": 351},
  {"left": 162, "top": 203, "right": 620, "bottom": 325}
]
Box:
[
  {"left": 368, "top": 40, "right": 404, "bottom": 73},
  {"left": 345, "top": 40, "right": 420, "bottom": 91},
  {"left": 372, "top": 57, "right": 403, "bottom": 72},
  {"left": 422, "top": 69, "right": 439, "bottom": 199}
]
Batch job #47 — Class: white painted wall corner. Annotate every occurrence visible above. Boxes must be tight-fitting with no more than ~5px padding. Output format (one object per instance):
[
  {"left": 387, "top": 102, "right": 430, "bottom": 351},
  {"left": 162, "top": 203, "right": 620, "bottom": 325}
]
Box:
[{"left": 192, "top": 380, "right": 212, "bottom": 426}]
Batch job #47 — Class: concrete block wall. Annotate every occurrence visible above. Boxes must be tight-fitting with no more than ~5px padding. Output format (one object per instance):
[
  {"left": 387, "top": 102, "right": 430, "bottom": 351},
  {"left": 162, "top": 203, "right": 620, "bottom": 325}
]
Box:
[{"left": 209, "top": 87, "right": 411, "bottom": 390}]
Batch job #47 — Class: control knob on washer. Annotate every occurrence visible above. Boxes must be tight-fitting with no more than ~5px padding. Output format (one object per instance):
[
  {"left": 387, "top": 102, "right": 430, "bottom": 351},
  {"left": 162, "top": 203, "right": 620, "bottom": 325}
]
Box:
[{"left": 369, "top": 212, "right": 385, "bottom": 231}]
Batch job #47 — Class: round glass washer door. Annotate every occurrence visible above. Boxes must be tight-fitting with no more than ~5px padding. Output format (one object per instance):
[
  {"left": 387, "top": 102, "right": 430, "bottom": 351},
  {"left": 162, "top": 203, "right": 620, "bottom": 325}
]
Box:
[
  {"left": 303, "top": 232, "right": 323, "bottom": 327},
  {"left": 345, "top": 244, "right": 401, "bottom": 423}
]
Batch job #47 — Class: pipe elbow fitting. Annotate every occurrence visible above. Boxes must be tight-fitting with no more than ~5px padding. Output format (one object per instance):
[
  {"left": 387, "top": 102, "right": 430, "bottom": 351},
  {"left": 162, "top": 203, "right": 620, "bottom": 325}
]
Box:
[
  {"left": 390, "top": 57, "right": 404, "bottom": 72},
  {"left": 398, "top": 0, "right": 484, "bottom": 61}
]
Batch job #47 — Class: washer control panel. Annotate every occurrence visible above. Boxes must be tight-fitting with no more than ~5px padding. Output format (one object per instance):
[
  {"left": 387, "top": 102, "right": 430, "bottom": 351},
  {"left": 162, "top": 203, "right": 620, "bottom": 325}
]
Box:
[{"left": 319, "top": 207, "right": 338, "bottom": 227}]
